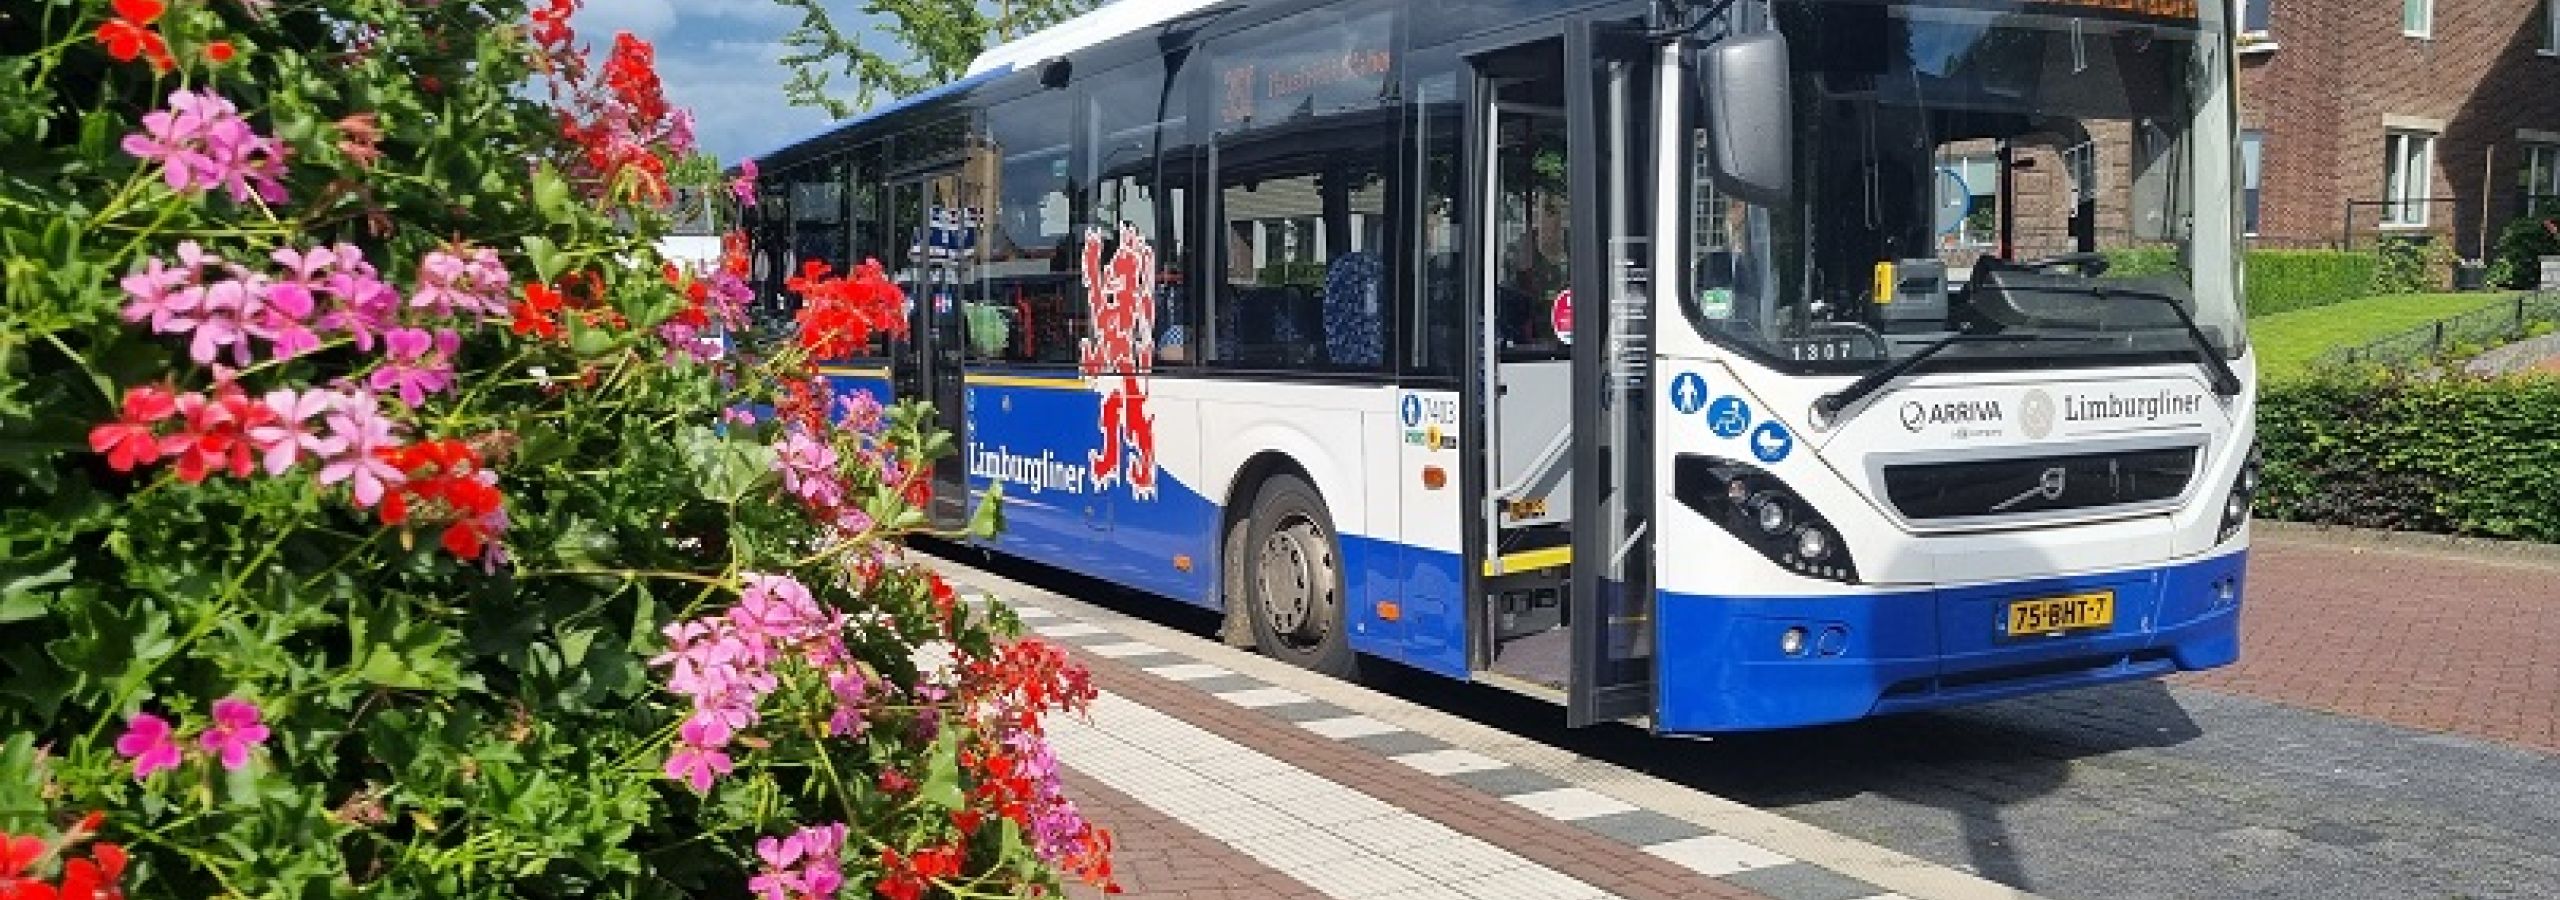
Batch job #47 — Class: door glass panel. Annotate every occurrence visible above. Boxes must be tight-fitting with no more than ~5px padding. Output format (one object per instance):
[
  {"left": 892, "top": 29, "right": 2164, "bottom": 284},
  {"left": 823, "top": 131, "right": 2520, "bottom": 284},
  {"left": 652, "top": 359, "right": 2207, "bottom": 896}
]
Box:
[{"left": 1567, "top": 25, "right": 1655, "bottom": 726}]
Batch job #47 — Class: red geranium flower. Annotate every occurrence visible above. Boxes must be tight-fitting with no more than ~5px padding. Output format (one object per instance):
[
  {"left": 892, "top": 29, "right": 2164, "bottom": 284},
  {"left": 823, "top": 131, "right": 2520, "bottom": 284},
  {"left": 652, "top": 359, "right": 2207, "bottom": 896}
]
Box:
[
  {"left": 95, "top": 0, "right": 174, "bottom": 73},
  {"left": 89, "top": 384, "right": 178, "bottom": 473}
]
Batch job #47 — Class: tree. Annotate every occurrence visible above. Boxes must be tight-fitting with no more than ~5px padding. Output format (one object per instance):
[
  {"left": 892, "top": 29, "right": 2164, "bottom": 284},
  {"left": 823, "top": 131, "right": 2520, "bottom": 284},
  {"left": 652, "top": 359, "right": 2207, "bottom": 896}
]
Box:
[{"left": 774, "top": 0, "right": 1099, "bottom": 119}]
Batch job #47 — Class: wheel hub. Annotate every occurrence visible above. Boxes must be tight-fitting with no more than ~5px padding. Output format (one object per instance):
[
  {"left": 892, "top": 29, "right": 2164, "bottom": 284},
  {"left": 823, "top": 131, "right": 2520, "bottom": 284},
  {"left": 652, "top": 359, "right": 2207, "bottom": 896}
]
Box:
[{"left": 1256, "top": 520, "right": 1331, "bottom": 641}]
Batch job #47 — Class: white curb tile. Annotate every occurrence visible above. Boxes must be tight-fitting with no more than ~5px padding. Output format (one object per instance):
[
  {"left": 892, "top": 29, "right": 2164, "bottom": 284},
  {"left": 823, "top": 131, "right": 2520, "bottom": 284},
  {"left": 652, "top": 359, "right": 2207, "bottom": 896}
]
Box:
[
  {"left": 1032, "top": 622, "right": 1108, "bottom": 638},
  {"left": 1642, "top": 834, "right": 1794, "bottom": 877},
  {"left": 1391, "top": 748, "right": 1511, "bottom": 776},
  {"left": 1301, "top": 714, "right": 1405, "bottom": 739},
  {"left": 1008, "top": 605, "right": 1059, "bottom": 619},
  {"left": 1504, "top": 787, "right": 1641, "bottom": 821},
  {"left": 1216, "top": 686, "right": 1317, "bottom": 708},
  {"left": 1086, "top": 640, "right": 1169, "bottom": 658},
  {"left": 1143, "top": 662, "right": 1237, "bottom": 681}
]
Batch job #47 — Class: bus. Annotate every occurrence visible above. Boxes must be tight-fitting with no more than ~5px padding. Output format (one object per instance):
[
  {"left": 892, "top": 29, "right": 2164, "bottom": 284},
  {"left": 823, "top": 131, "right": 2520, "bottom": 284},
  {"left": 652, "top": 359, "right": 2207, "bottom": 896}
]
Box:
[{"left": 739, "top": 0, "right": 2257, "bottom": 732}]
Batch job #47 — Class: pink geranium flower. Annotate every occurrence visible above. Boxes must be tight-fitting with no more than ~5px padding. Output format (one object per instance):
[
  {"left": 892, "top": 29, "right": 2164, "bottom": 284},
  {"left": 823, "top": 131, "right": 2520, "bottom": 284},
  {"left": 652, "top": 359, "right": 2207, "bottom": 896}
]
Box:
[
  {"left": 316, "top": 389, "right": 406, "bottom": 507},
  {"left": 114, "top": 712, "right": 183, "bottom": 779},
  {"left": 198, "top": 697, "right": 269, "bottom": 770},
  {"left": 120, "top": 88, "right": 289, "bottom": 203},
  {"left": 664, "top": 717, "right": 734, "bottom": 793},
  {"left": 369, "top": 327, "right": 461, "bottom": 408},
  {"left": 247, "top": 388, "right": 343, "bottom": 475}
]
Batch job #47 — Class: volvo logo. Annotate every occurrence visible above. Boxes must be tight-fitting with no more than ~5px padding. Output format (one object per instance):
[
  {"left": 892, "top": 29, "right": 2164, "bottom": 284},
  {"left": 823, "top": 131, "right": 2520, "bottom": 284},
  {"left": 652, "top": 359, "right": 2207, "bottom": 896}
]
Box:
[{"left": 1992, "top": 466, "right": 2071, "bottom": 512}]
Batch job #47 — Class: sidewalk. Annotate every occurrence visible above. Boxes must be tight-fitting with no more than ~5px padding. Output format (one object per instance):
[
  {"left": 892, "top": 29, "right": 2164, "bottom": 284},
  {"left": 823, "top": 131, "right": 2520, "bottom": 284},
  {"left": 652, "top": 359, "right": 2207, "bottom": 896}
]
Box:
[
  {"left": 936, "top": 558, "right": 2027, "bottom": 900},
  {"left": 2177, "top": 529, "right": 2560, "bottom": 753}
]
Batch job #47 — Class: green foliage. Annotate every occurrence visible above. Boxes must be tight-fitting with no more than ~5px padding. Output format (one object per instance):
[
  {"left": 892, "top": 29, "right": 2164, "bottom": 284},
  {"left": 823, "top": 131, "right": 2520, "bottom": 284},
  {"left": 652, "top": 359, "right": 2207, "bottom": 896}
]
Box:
[
  {"left": 773, "top": 0, "right": 1099, "bottom": 118},
  {"left": 0, "top": 1, "right": 1103, "bottom": 897},
  {"left": 2101, "top": 246, "right": 2180, "bottom": 278},
  {"left": 2245, "top": 249, "right": 2382, "bottom": 317},
  {"left": 2372, "top": 234, "right": 2457, "bottom": 295},
  {"left": 2259, "top": 371, "right": 2560, "bottom": 541},
  {"left": 2488, "top": 215, "right": 2560, "bottom": 290}
]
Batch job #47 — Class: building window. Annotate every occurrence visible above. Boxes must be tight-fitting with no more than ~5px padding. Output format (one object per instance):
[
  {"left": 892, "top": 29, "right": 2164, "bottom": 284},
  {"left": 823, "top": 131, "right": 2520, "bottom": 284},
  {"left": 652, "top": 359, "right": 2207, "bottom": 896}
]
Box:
[
  {"left": 2239, "top": 130, "right": 2264, "bottom": 235},
  {"left": 2241, "top": 0, "right": 2270, "bottom": 37},
  {"left": 2402, "top": 0, "right": 2431, "bottom": 38},
  {"left": 2382, "top": 131, "right": 2434, "bottom": 227},
  {"left": 1936, "top": 154, "right": 2000, "bottom": 247},
  {"left": 2525, "top": 144, "right": 2560, "bottom": 216},
  {"left": 2545, "top": 0, "right": 2558, "bottom": 54}
]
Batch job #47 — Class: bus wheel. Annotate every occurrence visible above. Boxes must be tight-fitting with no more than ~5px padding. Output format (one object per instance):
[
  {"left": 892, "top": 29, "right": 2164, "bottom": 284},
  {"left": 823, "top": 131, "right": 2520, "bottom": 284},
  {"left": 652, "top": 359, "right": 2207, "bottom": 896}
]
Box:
[{"left": 1246, "top": 474, "right": 1358, "bottom": 678}]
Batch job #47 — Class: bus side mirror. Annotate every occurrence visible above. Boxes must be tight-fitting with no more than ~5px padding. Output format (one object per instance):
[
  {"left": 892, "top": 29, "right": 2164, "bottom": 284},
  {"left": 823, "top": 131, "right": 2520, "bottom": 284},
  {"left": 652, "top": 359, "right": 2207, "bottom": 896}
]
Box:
[{"left": 1694, "top": 32, "right": 1793, "bottom": 207}]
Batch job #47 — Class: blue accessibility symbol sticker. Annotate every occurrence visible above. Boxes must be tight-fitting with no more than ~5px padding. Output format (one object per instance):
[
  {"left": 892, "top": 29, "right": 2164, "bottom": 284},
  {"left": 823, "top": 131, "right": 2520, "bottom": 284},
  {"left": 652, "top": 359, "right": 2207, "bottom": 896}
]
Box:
[
  {"left": 1707, "top": 396, "right": 1752, "bottom": 439},
  {"left": 1751, "top": 421, "right": 1794, "bottom": 463},
  {"left": 1401, "top": 394, "right": 1425, "bottom": 428},
  {"left": 1668, "top": 372, "right": 1709, "bottom": 415}
]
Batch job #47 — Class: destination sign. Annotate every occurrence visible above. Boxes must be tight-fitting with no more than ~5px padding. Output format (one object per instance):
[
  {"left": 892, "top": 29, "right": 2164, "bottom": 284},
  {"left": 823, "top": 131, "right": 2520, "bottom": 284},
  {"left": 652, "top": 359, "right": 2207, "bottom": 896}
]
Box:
[{"left": 2031, "top": 0, "right": 2197, "bottom": 18}]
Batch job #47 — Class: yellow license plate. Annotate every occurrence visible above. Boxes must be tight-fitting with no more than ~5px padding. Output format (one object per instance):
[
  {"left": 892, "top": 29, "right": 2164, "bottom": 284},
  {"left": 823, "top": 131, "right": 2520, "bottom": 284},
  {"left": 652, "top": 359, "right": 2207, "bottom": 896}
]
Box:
[{"left": 2005, "top": 592, "right": 2115, "bottom": 636}]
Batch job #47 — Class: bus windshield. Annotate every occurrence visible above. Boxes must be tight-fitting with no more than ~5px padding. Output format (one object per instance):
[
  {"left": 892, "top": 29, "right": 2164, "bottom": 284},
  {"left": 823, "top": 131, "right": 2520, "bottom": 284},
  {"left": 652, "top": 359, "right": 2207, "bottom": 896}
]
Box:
[{"left": 1688, "top": 0, "right": 2244, "bottom": 373}]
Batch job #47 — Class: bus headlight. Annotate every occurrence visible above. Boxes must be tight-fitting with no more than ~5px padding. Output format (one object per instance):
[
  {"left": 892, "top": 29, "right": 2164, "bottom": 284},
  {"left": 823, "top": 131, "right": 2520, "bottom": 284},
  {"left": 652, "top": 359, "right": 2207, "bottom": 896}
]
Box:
[
  {"left": 2219, "top": 442, "right": 2260, "bottom": 544},
  {"left": 1796, "top": 527, "right": 1831, "bottom": 561},
  {"left": 1674, "top": 455, "right": 1860, "bottom": 585},
  {"left": 1753, "top": 493, "right": 1791, "bottom": 534}
]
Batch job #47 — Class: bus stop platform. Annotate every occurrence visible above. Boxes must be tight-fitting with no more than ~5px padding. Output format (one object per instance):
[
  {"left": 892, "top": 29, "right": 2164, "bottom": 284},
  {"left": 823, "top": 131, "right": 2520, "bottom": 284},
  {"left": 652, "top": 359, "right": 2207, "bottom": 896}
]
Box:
[{"left": 928, "top": 556, "right": 2032, "bottom": 900}]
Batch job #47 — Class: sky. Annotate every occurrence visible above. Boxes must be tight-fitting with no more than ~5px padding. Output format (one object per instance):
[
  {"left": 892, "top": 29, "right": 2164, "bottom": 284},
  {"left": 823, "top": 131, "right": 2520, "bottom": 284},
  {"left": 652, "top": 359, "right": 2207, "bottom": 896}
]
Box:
[{"left": 569, "top": 0, "right": 894, "bottom": 166}]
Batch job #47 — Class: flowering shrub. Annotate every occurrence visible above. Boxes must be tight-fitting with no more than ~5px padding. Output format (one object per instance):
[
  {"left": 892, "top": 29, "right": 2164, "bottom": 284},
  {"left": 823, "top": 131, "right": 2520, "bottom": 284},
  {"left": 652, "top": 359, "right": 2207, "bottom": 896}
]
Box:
[{"left": 1, "top": 0, "right": 1110, "bottom": 896}]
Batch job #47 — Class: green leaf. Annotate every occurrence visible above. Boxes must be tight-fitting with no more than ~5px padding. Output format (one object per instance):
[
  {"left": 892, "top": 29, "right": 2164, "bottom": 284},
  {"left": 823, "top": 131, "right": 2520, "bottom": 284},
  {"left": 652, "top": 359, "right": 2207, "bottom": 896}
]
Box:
[
  {"left": 963, "top": 481, "right": 1007, "bottom": 540},
  {"left": 521, "top": 235, "right": 566, "bottom": 283},
  {"left": 677, "top": 426, "right": 774, "bottom": 504},
  {"left": 533, "top": 164, "right": 575, "bottom": 224},
  {"left": 0, "top": 557, "right": 69, "bottom": 622},
  {"left": 917, "top": 727, "right": 962, "bottom": 810}
]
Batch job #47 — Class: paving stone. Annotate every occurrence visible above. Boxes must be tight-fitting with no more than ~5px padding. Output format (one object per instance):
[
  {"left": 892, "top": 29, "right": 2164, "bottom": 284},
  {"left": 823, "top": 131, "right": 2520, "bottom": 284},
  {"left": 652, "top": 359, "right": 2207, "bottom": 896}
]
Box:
[{"left": 1719, "top": 862, "right": 1890, "bottom": 900}]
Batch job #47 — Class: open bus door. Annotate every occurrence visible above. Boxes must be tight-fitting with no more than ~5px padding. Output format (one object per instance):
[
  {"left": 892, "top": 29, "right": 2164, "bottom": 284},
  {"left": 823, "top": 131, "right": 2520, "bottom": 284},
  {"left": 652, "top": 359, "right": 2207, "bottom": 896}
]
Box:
[
  {"left": 1465, "top": 17, "right": 1657, "bottom": 727},
  {"left": 1564, "top": 18, "right": 1660, "bottom": 727}
]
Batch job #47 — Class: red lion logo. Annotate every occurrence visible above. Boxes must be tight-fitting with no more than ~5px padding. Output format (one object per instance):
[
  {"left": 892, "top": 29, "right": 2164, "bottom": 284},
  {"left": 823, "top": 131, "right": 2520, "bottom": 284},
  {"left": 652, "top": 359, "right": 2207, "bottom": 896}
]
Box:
[{"left": 1078, "top": 223, "right": 1158, "bottom": 500}]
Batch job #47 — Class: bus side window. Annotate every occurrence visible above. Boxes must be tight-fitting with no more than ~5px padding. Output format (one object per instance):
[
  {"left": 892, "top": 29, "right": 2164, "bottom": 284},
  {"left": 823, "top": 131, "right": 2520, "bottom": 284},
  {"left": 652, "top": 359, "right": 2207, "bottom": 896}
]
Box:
[
  {"left": 1408, "top": 71, "right": 1463, "bottom": 378},
  {"left": 1204, "top": 3, "right": 1400, "bottom": 374},
  {"left": 983, "top": 95, "right": 1082, "bottom": 366}
]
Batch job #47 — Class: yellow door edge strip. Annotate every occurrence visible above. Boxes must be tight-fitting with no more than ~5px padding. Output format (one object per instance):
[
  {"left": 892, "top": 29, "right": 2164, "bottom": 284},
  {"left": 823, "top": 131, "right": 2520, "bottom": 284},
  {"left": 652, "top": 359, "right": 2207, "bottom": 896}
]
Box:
[
  {"left": 816, "top": 366, "right": 891, "bottom": 379},
  {"left": 1483, "top": 545, "right": 1572, "bottom": 576},
  {"left": 966, "top": 374, "right": 1089, "bottom": 389}
]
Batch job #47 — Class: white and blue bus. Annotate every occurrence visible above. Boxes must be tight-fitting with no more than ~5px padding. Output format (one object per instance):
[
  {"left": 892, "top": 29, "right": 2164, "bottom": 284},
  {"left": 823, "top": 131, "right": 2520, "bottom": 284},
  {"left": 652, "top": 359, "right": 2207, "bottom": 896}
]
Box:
[{"left": 740, "top": 0, "right": 2257, "bottom": 731}]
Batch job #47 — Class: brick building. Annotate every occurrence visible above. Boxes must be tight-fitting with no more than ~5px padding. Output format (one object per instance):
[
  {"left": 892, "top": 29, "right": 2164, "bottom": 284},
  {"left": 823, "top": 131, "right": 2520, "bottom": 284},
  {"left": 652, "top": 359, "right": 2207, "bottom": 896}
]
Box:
[{"left": 2236, "top": 0, "right": 2560, "bottom": 257}]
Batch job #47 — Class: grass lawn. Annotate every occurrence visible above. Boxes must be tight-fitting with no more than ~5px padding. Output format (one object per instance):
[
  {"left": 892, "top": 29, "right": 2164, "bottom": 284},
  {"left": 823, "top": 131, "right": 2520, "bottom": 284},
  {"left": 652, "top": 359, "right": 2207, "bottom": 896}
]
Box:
[{"left": 2249, "top": 292, "right": 2509, "bottom": 382}]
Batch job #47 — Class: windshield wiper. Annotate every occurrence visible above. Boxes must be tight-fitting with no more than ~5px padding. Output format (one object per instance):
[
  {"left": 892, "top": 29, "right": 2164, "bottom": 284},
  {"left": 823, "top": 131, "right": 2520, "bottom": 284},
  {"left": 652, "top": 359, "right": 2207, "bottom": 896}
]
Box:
[
  {"left": 1812, "top": 332, "right": 2078, "bottom": 423},
  {"left": 2106, "top": 290, "right": 2244, "bottom": 398}
]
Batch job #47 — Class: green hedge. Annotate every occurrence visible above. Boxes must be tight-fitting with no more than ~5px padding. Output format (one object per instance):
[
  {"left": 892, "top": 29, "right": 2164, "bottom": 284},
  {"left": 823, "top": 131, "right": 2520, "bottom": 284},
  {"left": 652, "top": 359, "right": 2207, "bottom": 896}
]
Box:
[
  {"left": 2259, "top": 371, "right": 2560, "bottom": 541},
  {"left": 2104, "top": 248, "right": 2377, "bottom": 317},
  {"left": 2247, "top": 249, "right": 2380, "bottom": 317}
]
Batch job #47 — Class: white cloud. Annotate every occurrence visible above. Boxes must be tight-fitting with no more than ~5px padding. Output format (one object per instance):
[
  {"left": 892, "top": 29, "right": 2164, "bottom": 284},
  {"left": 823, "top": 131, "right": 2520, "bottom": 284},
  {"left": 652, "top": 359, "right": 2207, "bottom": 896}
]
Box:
[
  {"left": 571, "top": 0, "right": 678, "bottom": 41},
  {"left": 656, "top": 39, "right": 836, "bottom": 165}
]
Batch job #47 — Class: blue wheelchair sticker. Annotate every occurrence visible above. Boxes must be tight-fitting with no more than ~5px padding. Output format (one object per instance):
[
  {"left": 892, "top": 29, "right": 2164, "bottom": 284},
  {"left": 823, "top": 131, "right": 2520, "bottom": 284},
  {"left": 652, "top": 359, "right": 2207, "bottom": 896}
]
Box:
[
  {"left": 1401, "top": 394, "right": 1425, "bottom": 428},
  {"left": 1751, "top": 421, "right": 1794, "bottom": 463},
  {"left": 1669, "top": 372, "right": 1709, "bottom": 415},
  {"left": 1708, "top": 396, "right": 1752, "bottom": 439}
]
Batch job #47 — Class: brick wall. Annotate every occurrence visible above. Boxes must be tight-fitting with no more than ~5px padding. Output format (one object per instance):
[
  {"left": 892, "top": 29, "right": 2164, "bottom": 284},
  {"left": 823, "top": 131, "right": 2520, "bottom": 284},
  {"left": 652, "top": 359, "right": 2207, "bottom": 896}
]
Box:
[{"left": 2239, "top": 0, "right": 2560, "bottom": 255}]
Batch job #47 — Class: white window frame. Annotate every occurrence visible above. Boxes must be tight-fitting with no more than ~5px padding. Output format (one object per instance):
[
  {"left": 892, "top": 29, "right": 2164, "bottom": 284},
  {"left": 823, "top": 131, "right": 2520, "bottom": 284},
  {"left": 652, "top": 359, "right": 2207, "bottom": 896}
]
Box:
[
  {"left": 2402, "top": 0, "right": 2432, "bottom": 39},
  {"left": 2526, "top": 144, "right": 2560, "bottom": 216},
  {"left": 2239, "top": 0, "right": 2272, "bottom": 42},
  {"left": 2382, "top": 131, "right": 2435, "bottom": 228},
  {"left": 2239, "top": 130, "right": 2265, "bottom": 236}
]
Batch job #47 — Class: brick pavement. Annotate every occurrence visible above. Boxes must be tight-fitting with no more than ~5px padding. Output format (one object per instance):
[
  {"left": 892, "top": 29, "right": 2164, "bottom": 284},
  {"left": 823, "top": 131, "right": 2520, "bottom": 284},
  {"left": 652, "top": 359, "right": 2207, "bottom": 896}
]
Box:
[
  {"left": 1060, "top": 768, "right": 1310, "bottom": 900},
  {"left": 2176, "top": 531, "right": 2560, "bottom": 753}
]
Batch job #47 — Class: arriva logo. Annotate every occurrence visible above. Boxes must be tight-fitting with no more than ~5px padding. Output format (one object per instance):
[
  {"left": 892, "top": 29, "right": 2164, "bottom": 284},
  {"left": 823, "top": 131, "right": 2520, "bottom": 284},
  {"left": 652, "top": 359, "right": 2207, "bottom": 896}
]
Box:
[{"left": 1899, "top": 399, "right": 2005, "bottom": 433}]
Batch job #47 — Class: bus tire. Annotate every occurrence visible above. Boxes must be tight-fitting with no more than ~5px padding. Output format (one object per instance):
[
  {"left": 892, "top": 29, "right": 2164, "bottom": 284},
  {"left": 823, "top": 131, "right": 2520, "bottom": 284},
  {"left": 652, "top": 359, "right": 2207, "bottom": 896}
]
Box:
[
  {"left": 1244, "top": 474, "right": 1358, "bottom": 678},
  {"left": 1217, "top": 513, "right": 1256, "bottom": 648}
]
